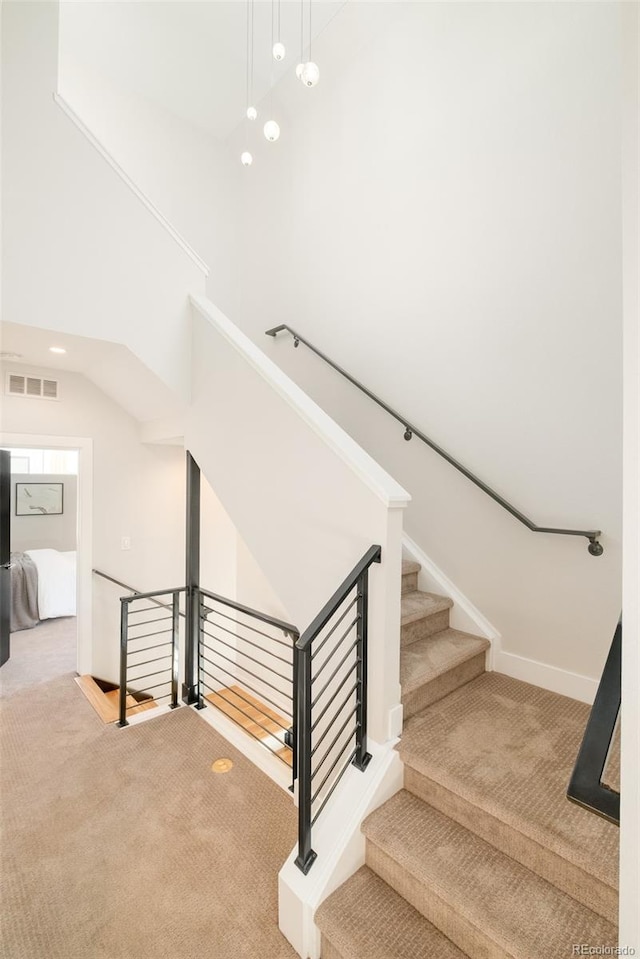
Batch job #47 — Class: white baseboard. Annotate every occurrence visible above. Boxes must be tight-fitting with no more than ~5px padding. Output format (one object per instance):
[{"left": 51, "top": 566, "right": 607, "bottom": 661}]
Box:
[
  {"left": 494, "top": 649, "right": 598, "bottom": 704},
  {"left": 402, "top": 533, "right": 598, "bottom": 703},
  {"left": 402, "top": 533, "right": 501, "bottom": 662}
]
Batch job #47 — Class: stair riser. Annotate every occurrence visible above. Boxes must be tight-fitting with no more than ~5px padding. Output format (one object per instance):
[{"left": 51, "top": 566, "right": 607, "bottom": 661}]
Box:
[
  {"left": 402, "top": 570, "right": 418, "bottom": 594},
  {"left": 402, "top": 609, "right": 450, "bottom": 647},
  {"left": 402, "top": 652, "right": 487, "bottom": 721},
  {"left": 321, "top": 936, "right": 344, "bottom": 959},
  {"left": 403, "top": 766, "right": 617, "bottom": 924},
  {"left": 366, "top": 841, "right": 508, "bottom": 959}
]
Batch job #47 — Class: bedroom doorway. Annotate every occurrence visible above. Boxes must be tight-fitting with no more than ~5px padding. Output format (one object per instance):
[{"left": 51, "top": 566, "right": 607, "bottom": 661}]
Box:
[{"left": 0, "top": 435, "right": 92, "bottom": 694}]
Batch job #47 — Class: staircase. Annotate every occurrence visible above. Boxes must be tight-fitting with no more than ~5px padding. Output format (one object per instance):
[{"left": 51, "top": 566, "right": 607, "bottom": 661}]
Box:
[{"left": 316, "top": 560, "right": 619, "bottom": 959}]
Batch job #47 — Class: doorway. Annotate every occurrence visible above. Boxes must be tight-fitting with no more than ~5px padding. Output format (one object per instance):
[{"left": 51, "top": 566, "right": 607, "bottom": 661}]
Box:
[{"left": 0, "top": 433, "right": 93, "bottom": 692}]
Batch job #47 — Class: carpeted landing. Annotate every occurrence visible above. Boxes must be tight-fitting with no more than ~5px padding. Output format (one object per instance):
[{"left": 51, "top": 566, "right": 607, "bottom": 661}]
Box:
[
  {"left": 1, "top": 617, "right": 77, "bottom": 698},
  {"left": 0, "top": 673, "right": 298, "bottom": 959}
]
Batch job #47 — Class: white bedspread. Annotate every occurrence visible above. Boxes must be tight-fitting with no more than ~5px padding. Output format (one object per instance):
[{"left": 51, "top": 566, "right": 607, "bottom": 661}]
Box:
[{"left": 25, "top": 549, "right": 77, "bottom": 620}]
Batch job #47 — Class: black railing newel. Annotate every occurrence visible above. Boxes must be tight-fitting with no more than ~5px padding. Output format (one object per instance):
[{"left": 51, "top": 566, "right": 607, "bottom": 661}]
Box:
[
  {"left": 117, "top": 600, "right": 129, "bottom": 727},
  {"left": 567, "top": 619, "right": 621, "bottom": 824},
  {"left": 169, "top": 591, "right": 181, "bottom": 710},
  {"left": 294, "top": 644, "right": 317, "bottom": 875},
  {"left": 289, "top": 643, "right": 299, "bottom": 793},
  {"left": 183, "top": 452, "right": 201, "bottom": 705},
  {"left": 195, "top": 593, "right": 208, "bottom": 710},
  {"left": 266, "top": 324, "right": 603, "bottom": 555},
  {"left": 353, "top": 568, "right": 372, "bottom": 772},
  {"left": 293, "top": 544, "right": 381, "bottom": 873}
]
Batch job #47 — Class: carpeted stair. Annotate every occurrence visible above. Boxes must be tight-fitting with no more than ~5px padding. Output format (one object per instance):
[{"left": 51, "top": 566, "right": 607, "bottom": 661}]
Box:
[{"left": 316, "top": 559, "right": 619, "bottom": 959}]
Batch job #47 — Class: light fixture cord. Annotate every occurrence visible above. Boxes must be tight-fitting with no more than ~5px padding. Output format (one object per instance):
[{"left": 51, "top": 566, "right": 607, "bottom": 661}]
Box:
[{"left": 249, "top": 0, "right": 254, "bottom": 105}]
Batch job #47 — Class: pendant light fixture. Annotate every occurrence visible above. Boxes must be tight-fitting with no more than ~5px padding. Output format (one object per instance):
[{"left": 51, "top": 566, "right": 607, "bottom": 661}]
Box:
[
  {"left": 264, "top": 0, "right": 280, "bottom": 143},
  {"left": 263, "top": 120, "right": 280, "bottom": 142},
  {"left": 296, "top": 0, "right": 304, "bottom": 79},
  {"left": 245, "top": 0, "right": 257, "bottom": 123},
  {"left": 241, "top": 0, "right": 255, "bottom": 165},
  {"left": 299, "top": 0, "right": 319, "bottom": 87},
  {"left": 272, "top": 0, "right": 285, "bottom": 61}
]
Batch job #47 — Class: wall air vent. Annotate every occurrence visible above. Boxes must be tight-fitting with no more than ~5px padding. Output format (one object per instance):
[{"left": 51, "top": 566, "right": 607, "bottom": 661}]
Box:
[{"left": 5, "top": 373, "right": 60, "bottom": 400}]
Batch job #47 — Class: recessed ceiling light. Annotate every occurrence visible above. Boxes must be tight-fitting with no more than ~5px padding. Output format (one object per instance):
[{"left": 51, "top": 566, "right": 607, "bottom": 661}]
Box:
[{"left": 49, "top": 347, "right": 66, "bottom": 354}]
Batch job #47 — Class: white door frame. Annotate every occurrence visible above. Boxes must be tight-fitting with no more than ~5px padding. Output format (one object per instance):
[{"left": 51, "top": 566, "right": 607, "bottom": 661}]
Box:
[{"left": 0, "top": 432, "right": 93, "bottom": 676}]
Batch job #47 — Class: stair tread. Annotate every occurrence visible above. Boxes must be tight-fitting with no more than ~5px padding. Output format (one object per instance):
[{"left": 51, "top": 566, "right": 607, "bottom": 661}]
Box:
[
  {"left": 400, "top": 629, "right": 489, "bottom": 694},
  {"left": 399, "top": 671, "right": 619, "bottom": 890},
  {"left": 401, "top": 590, "right": 452, "bottom": 625},
  {"left": 316, "top": 865, "right": 468, "bottom": 959},
  {"left": 363, "top": 791, "right": 617, "bottom": 958},
  {"left": 401, "top": 559, "right": 421, "bottom": 576}
]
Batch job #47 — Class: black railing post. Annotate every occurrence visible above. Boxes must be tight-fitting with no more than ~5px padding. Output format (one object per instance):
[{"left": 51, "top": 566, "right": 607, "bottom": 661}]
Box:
[
  {"left": 353, "top": 570, "right": 372, "bottom": 771},
  {"left": 169, "top": 590, "right": 180, "bottom": 710},
  {"left": 289, "top": 642, "right": 299, "bottom": 792},
  {"left": 117, "top": 599, "right": 129, "bottom": 727},
  {"left": 294, "top": 643, "right": 317, "bottom": 874},
  {"left": 195, "top": 596, "right": 207, "bottom": 710},
  {"left": 183, "top": 451, "right": 200, "bottom": 705}
]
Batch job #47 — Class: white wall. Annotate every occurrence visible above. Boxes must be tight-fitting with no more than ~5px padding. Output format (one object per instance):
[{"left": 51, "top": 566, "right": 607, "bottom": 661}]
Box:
[
  {"left": 0, "top": 362, "right": 186, "bottom": 682},
  {"left": 10, "top": 472, "right": 77, "bottom": 552},
  {"left": 55, "top": 50, "right": 240, "bottom": 318},
  {"left": 230, "top": 1, "right": 623, "bottom": 689},
  {"left": 1, "top": 1, "right": 206, "bottom": 404},
  {"left": 619, "top": 0, "right": 639, "bottom": 949},
  {"left": 187, "top": 296, "right": 409, "bottom": 744}
]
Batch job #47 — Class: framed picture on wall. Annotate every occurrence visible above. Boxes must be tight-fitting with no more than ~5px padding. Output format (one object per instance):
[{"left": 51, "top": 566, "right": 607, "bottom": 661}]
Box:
[{"left": 15, "top": 483, "right": 64, "bottom": 516}]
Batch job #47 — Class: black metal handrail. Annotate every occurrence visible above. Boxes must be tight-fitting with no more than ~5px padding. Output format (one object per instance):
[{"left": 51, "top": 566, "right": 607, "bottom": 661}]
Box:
[
  {"left": 567, "top": 619, "right": 621, "bottom": 824},
  {"left": 294, "top": 544, "right": 381, "bottom": 874},
  {"left": 93, "top": 568, "right": 186, "bottom": 617},
  {"left": 265, "top": 325, "right": 603, "bottom": 556},
  {"left": 196, "top": 587, "right": 300, "bottom": 772},
  {"left": 117, "top": 586, "right": 186, "bottom": 727}
]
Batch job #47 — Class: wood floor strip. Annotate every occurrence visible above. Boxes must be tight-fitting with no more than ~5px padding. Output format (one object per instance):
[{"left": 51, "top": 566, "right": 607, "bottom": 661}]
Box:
[
  {"left": 205, "top": 684, "right": 293, "bottom": 767},
  {"left": 75, "top": 675, "right": 157, "bottom": 723}
]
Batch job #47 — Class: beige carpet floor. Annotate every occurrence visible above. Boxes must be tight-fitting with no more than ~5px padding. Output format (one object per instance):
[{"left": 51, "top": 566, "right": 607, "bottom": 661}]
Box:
[
  {"left": 0, "top": 674, "right": 298, "bottom": 959},
  {"left": 1, "top": 618, "right": 77, "bottom": 698}
]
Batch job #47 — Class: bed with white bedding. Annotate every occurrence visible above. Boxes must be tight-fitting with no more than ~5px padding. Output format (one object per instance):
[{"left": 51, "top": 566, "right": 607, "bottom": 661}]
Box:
[{"left": 9, "top": 549, "right": 76, "bottom": 631}]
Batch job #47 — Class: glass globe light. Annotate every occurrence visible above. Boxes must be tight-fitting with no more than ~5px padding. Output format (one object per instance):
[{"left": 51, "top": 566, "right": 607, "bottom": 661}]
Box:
[
  {"left": 240, "top": 151, "right": 253, "bottom": 166},
  {"left": 272, "top": 42, "right": 286, "bottom": 62},
  {"left": 246, "top": 106, "right": 257, "bottom": 121},
  {"left": 263, "top": 120, "right": 280, "bottom": 142},
  {"left": 301, "top": 61, "right": 320, "bottom": 87},
  {"left": 296, "top": 63, "right": 304, "bottom": 80}
]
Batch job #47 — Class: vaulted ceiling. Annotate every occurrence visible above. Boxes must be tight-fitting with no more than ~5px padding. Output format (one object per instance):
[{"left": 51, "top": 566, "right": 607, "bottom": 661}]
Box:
[{"left": 59, "top": 0, "right": 346, "bottom": 139}]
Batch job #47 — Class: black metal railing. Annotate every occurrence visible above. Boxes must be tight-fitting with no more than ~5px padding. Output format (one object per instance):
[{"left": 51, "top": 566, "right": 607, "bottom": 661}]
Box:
[
  {"left": 116, "top": 586, "right": 185, "bottom": 727},
  {"left": 196, "top": 587, "right": 299, "bottom": 771},
  {"left": 294, "top": 544, "right": 381, "bottom": 874},
  {"left": 265, "top": 324, "right": 603, "bottom": 556},
  {"left": 567, "top": 618, "right": 621, "bottom": 824}
]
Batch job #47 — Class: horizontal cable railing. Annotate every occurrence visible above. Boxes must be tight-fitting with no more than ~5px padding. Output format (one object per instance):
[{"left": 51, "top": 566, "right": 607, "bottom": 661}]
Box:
[
  {"left": 265, "top": 325, "right": 603, "bottom": 556},
  {"left": 294, "top": 544, "right": 381, "bottom": 874},
  {"left": 117, "top": 586, "right": 185, "bottom": 727},
  {"left": 567, "top": 618, "right": 621, "bottom": 824},
  {"left": 196, "top": 587, "right": 300, "bottom": 775}
]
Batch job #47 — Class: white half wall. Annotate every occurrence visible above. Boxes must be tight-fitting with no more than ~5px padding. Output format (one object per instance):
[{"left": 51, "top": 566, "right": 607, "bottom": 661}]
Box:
[{"left": 187, "top": 295, "right": 410, "bottom": 746}]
